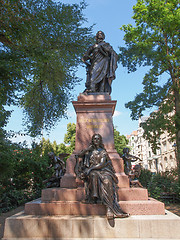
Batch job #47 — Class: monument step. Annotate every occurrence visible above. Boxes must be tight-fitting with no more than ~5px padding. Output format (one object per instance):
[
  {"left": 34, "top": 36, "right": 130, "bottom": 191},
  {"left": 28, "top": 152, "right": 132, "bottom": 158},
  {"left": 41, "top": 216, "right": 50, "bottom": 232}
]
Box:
[
  {"left": 3, "top": 210, "right": 180, "bottom": 239},
  {"left": 61, "top": 173, "right": 130, "bottom": 188},
  {"left": 24, "top": 198, "right": 165, "bottom": 216},
  {"left": 3, "top": 238, "right": 179, "bottom": 240},
  {"left": 41, "top": 187, "right": 149, "bottom": 202}
]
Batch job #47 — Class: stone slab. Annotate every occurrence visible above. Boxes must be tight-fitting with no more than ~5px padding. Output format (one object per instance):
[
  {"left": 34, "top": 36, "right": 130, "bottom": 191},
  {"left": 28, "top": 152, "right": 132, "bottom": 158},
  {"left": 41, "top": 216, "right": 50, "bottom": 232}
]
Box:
[
  {"left": 3, "top": 210, "right": 180, "bottom": 239},
  {"left": 41, "top": 187, "right": 148, "bottom": 202},
  {"left": 61, "top": 171, "right": 130, "bottom": 189},
  {"left": 119, "top": 198, "right": 165, "bottom": 215},
  {"left": 24, "top": 198, "right": 164, "bottom": 216},
  {"left": 118, "top": 188, "right": 148, "bottom": 201},
  {"left": 77, "top": 92, "right": 112, "bottom": 102},
  {"left": 3, "top": 238, "right": 179, "bottom": 240}
]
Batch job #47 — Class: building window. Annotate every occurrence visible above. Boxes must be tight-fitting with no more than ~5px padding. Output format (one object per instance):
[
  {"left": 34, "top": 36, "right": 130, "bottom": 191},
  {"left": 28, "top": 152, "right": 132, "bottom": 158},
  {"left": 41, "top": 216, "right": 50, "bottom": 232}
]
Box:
[
  {"left": 163, "top": 141, "right": 167, "bottom": 152},
  {"left": 164, "top": 157, "right": 168, "bottom": 169},
  {"left": 170, "top": 155, "right": 174, "bottom": 168}
]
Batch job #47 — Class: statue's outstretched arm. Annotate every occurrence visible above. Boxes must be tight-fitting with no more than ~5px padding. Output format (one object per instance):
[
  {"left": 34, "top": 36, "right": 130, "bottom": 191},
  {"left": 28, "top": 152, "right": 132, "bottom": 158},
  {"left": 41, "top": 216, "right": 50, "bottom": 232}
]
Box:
[
  {"left": 85, "top": 155, "right": 108, "bottom": 175},
  {"left": 76, "top": 145, "right": 94, "bottom": 158}
]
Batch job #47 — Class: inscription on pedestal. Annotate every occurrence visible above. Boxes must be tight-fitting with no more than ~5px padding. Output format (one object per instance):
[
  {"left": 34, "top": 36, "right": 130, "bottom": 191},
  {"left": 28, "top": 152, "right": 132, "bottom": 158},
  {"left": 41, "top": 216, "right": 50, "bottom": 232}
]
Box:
[{"left": 79, "top": 118, "right": 111, "bottom": 129}]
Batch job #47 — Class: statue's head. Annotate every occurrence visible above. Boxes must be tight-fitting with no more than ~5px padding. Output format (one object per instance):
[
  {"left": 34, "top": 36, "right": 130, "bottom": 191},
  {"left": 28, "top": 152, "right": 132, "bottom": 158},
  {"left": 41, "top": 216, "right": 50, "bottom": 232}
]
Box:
[
  {"left": 123, "top": 148, "right": 130, "bottom": 154},
  {"left": 91, "top": 133, "right": 104, "bottom": 148},
  {"left": 96, "top": 31, "right": 105, "bottom": 41}
]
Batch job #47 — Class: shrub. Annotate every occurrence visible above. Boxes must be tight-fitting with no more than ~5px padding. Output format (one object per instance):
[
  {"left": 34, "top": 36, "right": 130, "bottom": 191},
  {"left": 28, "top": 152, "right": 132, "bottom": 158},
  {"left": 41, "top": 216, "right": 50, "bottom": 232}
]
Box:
[
  {"left": 139, "top": 168, "right": 180, "bottom": 203},
  {"left": 139, "top": 168, "right": 152, "bottom": 188}
]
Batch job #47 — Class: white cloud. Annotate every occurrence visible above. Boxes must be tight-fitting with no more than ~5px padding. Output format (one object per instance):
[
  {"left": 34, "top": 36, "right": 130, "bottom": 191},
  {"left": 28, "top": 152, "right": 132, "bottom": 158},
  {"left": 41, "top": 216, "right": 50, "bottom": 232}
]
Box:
[
  {"left": 113, "top": 110, "right": 122, "bottom": 117},
  {"left": 9, "top": 133, "right": 38, "bottom": 147},
  {"left": 66, "top": 110, "right": 76, "bottom": 118}
]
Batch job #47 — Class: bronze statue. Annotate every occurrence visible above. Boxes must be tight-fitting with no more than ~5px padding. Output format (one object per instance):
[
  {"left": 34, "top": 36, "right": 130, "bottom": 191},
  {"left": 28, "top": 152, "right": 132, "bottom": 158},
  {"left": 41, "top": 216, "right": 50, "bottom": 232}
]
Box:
[
  {"left": 82, "top": 31, "right": 118, "bottom": 94},
  {"left": 122, "top": 148, "right": 143, "bottom": 188},
  {"left": 75, "top": 134, "right": 129, "bottom": 219},
  {"left": 128, "top": 164, "right": 143, "bottom": 188},
  {"left": 43, "top": 152, "right": 67, "bottom": 188}
]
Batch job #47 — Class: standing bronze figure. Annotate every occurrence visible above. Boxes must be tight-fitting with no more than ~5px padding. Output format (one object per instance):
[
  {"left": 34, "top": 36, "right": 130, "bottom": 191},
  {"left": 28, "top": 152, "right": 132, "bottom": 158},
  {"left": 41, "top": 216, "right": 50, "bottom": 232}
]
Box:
[
  {"left": 122, "top": 148, "right": 143, "bottom": 188},
  {"left": 82, "top": 31, "right": 118, "bottom": 94},
  {"left": 75, "top": 134, "right": 129, "bottom": 219}
]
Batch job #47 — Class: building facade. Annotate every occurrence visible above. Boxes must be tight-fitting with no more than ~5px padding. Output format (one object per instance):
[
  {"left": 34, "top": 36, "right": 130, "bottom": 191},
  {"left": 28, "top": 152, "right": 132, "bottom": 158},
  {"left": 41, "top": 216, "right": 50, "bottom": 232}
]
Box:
[{"left": 127, "top": 117, "right": 177, "bottom": 173}]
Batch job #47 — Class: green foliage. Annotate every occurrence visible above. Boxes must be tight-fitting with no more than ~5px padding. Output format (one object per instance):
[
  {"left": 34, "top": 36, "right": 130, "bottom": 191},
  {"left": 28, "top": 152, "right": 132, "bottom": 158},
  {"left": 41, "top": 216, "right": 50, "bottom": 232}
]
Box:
[
  {"left": 139, "top": 168, "right": 180, "bottom": 203},
  {"left": 119, "top": 0, "right": 180, "bottom": 168},
  {"left": 141, "top": 101, "right": 176, "bottom": 153},
  {"left": 58, "top": 143, "right": 68, "bottom": 154},
  {"left": 64, "top": 123, "right": 76, "bottom": 154},
  {"left": 0, "top": 121, "right": 77, "bottom": 213},
  {"left": 0, "top": 121, "right": 78, "bottom": 213},
  {"left": 40, "top": 137, "right": 54, "bottom": 156},
  {"left": 148, "top": 171, "right": 180, "bottom": 201},
  {"left": 139, "top": 168, "right": 153, "bottom": 188},
  {"left": 0, "top": 0, "right": 93, "bottom": 136},
  {"left": 0, "top": 141, "right": 50, "bottom": 213},
  {"left": 39, "top": 123, "right": 77, "bottom": 157},
  {"left": 0, "top": 188, "right": 39, "bottom": 213},
  {"left": 114, "top": 128, "right": 129, "bottom": 155},
  {"left": 0, "top": 134, "right": 14, "bottom": 181}
]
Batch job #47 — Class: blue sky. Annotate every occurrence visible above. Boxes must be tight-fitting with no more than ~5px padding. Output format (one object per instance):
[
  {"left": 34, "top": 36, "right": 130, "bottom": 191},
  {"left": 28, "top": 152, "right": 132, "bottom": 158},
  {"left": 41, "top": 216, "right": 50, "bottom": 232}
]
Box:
[{"left": 6, "top": 0, "right": 152, "bottom": 145}]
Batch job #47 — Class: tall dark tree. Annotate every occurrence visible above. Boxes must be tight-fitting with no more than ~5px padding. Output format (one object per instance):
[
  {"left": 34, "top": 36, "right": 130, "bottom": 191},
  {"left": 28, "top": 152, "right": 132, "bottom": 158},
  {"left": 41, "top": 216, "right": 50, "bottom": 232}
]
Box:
[
  {"left": 119, "top": 0, "right": 180, "bottom": 176},
  {"left": 0, "top": 0, "right": 93, "bottom": 135}
]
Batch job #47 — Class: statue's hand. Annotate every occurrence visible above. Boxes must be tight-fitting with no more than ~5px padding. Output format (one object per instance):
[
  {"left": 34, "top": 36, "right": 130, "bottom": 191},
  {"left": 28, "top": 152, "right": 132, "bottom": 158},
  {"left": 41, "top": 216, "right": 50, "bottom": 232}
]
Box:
[
  {"left": 84, "top": 169, "right": 91, "bottom": 176},
  {"left": 93, "top": 43, "right": 101, "bottom": 52},
  {"left": 86, "top": 145, "right": 94, "bottom": 152}
]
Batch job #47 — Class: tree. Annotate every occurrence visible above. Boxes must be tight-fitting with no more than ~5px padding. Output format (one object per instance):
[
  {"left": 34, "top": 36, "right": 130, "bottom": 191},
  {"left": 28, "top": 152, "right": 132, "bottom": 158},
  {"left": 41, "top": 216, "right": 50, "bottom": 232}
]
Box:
[
  {"left": 63, "top": 123, "right": 129, "bottom": 155},
  {"left": 119, "top": 0, "right": 180, "bottom": 176},
  {"left": 40, "top": 137, "right": 53, "bottom": 156},
  {"left": 0, "top": 0, "right": 93, "bottom": 136},
  {"left": 114, "top": 128, "right": 129, "bottom": 155},
  {"left": 0, "top": 141, "right": 51, "bottom": 213},
  {"left": 0, "top": 138, "right": 15, "bottom": 181},
  {"left": 64, "top": 123, "right": 76, "bottom": 154},
  {"left": 57, "top": 143, "right": 68, "bottom": 155}
]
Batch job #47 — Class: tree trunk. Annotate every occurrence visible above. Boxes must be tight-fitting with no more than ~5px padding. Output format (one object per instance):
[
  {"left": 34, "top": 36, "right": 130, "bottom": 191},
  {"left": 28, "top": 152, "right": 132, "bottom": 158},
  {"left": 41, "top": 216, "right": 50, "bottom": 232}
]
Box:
[{"left": 174, "top": 84, "right": 180, "bottom": 181}]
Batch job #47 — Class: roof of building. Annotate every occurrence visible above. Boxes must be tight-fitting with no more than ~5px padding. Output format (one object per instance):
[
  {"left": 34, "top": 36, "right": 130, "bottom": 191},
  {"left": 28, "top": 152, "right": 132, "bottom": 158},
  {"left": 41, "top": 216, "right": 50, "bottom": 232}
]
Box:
[{"left": 131, "top": 130, "right": 138, "bottom": 136}]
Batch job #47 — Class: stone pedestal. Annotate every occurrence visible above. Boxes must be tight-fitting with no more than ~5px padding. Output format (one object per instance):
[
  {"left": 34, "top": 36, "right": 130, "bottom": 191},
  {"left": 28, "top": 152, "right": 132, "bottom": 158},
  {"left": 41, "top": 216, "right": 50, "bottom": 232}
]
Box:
[
  {"left": 73, "top": 93, "right": 116, "bottom": 151},
  {"left": 4, "top": 93, "right": 180, "bottom": 240},
  {"left": 24, "top": 188, "right": 165, "bottom": 216},
  {"left": 61, "top": 93, "right": 128, "bottom": 189},
  {"left": 3, "top": 210, "right": 180, "bottom": 239}
]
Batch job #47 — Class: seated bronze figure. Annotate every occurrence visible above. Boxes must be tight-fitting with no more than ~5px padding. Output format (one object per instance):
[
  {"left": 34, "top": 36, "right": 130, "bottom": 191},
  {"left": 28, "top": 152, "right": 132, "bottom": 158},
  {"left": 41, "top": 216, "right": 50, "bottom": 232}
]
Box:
[
  {"left": 75, "top": 134, "right": 129, "bottom": 219},
  {"left": 43, "top": 152, "right": 67, "bottom": 188}
]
